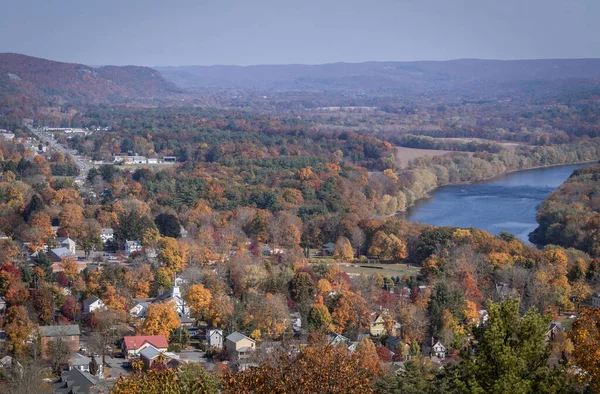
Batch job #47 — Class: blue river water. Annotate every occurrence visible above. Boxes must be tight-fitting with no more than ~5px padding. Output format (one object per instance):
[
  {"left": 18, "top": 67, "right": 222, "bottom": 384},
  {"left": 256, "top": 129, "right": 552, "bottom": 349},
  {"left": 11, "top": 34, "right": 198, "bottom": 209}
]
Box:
[{"left": 406, "top": 163, "right": 594, "bottom": 243}]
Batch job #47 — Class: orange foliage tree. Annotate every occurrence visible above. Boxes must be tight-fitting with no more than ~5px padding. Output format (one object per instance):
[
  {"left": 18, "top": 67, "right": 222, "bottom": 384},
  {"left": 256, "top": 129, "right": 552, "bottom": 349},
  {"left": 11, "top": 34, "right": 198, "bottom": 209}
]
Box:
[
  {"left": 223, "top": 344, "right": 377, "bottom": 393},
  {"left": 142, "top": 301, "right": 181, "bottom": 336}
]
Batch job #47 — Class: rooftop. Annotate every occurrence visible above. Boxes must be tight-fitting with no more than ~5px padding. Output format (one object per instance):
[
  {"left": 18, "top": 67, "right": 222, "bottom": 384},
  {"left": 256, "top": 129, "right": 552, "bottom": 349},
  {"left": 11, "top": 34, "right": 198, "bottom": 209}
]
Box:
[
  {"left": 226, "top": 332, "right": 255, "bottom": 344},
  {"left": 39, "top": 324, "right": 81, "bottom": 337}
]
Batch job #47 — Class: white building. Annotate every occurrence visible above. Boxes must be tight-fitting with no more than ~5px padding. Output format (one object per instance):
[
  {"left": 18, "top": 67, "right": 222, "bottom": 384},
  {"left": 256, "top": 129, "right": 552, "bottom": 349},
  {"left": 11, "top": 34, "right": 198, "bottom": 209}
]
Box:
[
  {"left": 82, "top": 296, "right": 105, "bottom": 315},
  {"left": 124, "top": 240, "right": 142, "bottom": 255},
  {"left": 100, "top": 228, "right": 114, "bottom": 244},
  {"left": 206, "top": 329, "right": 224, "bottom": 349},
  {"left": 592, "top": 293, "right": 600, "bottom": 308}
]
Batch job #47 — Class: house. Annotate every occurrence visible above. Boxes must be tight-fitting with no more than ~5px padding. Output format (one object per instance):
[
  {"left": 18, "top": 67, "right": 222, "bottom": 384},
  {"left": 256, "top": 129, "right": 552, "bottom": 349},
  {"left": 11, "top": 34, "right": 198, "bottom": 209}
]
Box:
[
  {"left": 422, "top": 337, "right": 446, "bottom": 360},
  {"left": 52, "top": 368, "right": 104, "bottom": 394},
  {"left": 163, "top": 156, "right": 177, "bottom": 163},
  {"left": 385, "top": 336, "right": 403, "bottom": 353},
  {"left": 69, "top": 352, "right": 103, "bottom": 378},
  {"left": 322, "top": 242, "right": 335, "bottom": 255},
  {"left": 0, "top": 297, "right": 6, "bottom": 315},
  {"left": 122, "top": 335, "right": 168, "bottom": 357},
  {"left": 206, "top": 329, "right": 224, "bottom": 349},
  {"left": 100, "top": 229, "right": 114, "bottom": 244},
  {"left": 547, "top": 322, "right": 564, "bottom": 341},
  {"left": 327, "top": 333, "right": 350, "bottom": 347},
  {"left": 147, "top": 158, "right": 159, "bottom": 164},
  {"left": 290, "top": 312, "right": 302, "bottom": 334},
  {"left": 39, "top": 325, "right": 81, "bottom": 359},
  {"left": 369, "top": 310, "right": 400, "bottom": 336},
  {"left": 82, "top": 296, "right": 105, "bottom": 315},
  {"left": 48, "top": 247, "right": 76, "bottom": 263},
  {"left": 129, "top": 298, "right": 153, "bottom": 318},
  {"left": 226, "top": 332, "right": 256, "bottom": 369},
  {"left": 124, "top": 240, "right": 142, "bottom": 255},
  {"left": 477, "top": 310, "right": 489, "bottom": 327},
  {"left": 592, "top": 292, "right": 600, "bottom": 308},
  {"left": 139, "top": 345, "right": 182, "bottom": 370},
  {"left": 56, "top": 237, "right": 77, "bottom": 254}
]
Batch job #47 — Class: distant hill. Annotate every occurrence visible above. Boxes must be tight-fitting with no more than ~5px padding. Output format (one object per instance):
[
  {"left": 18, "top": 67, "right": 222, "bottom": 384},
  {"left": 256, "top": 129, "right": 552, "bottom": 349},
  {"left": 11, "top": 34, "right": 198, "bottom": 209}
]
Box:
[
  {"left": 0, "top": 53, "right": 182, "bottom": 107},
  {"left": 156, "top": 59, "right": 600, "bottom": 96}
]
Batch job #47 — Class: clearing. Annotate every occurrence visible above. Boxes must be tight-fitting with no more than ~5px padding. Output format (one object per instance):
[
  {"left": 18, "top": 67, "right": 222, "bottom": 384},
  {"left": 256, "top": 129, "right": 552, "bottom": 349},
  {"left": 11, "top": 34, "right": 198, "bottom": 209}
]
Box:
[{"left": 395, "top": 146, "right": 461, "bottom": 168}]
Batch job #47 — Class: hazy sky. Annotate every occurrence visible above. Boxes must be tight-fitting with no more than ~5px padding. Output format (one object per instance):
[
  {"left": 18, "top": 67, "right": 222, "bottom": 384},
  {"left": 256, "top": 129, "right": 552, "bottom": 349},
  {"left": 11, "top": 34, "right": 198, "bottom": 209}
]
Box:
[{"left": 2, "top": 0, "right": 599, "bottom": 66}]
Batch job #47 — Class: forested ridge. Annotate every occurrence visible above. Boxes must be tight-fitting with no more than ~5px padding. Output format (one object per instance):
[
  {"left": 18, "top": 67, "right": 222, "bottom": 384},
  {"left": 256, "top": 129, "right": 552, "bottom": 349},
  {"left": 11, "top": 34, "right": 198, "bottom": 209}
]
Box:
[{"left": 531, "top": 164, "right": 600, "bottom": 255}]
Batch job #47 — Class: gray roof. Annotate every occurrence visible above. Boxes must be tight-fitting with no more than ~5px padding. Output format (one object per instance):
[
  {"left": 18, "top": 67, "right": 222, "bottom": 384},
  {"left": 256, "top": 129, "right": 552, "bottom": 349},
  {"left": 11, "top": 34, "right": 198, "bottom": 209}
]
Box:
[
  {"left": 139, "top": 345, "right": 160, "bottom": 360},
  {"left": 50, "top": 247, "right": 75, "bottom": 258},
  {"left": 83, "top": 296, "right": 100, "bottom": 306},
  {"left": 53, "top": 368, "right": 101, "bottom": 394},
  {"left": 226, "top": 332, "right": 255, "bottom": 344},
  {"left": 101, "top": 228, "right": 113, "bottom": 235},
  {"left": 39, "top": 324, "right": 80, "bottom": 337},
  {"left": 69, "top": 352, "right": 91, "bottom": 367}
]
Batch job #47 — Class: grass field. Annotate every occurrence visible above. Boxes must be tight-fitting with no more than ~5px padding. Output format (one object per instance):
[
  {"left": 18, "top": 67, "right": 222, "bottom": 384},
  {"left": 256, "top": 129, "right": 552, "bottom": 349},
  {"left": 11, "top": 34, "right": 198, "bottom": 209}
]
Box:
[
  {"left": 311, "top": 259, "right": 421, "bottom": 277},
  {"left": 395, "top": 146, "right": 463, "bottom": 168}
]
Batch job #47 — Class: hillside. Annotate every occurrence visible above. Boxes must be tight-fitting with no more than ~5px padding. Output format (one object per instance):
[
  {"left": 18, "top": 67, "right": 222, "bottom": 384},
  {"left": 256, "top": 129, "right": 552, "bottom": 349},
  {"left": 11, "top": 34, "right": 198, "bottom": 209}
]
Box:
[
  {"left": 0, "top": 53, "right": 182, "bottom": 107},
  {"left": 156, "top": 58, "right": 600, "bottom": 97}
]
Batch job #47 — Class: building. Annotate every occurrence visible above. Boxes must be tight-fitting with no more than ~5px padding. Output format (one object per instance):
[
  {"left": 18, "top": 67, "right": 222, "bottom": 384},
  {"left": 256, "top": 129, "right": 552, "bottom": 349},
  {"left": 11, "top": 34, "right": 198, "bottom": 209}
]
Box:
[
  {"left": 52, "top": 368, "right": 104, "bottom": 394},
  {"left": 226, "top": 332, "right": 256, "bottom": 369},
  {"left": 163, "top": 156, "right": 177, "bottom": 163},
  {"left": 82, "top": 296, "right": 105, "bottom": 315},
  {"left": 56, "top": 237, "right": 77, "bottom": 254},
  {"left": 547, "top": 322, "right": 565, "bottom": 341},
  {"left": 0, "top": 297, "right": 6, "bottom": 316},
  {"left": 327, "top": 333, "right": 350, "bottom": 347},
  {"left": 48, "top": 247, "right": 76, "bottom": 263},
  {"left": 592, "top": 293, "right": 600, "bottom": 308},
  {"left": 39, "top": 325, "right": 81, "bottom": 359},
  {"left": 129, "top": 298, "right": 153, "bottom": 318},
  {"left": 147, "top": 158, "right": 159, "bottom": 164},
  {"left": 139, "top": 345, "right": 182, "bottom": 370},
  {"left": 124, "top": 240, "right": 142, "bottom": 255},
  {"left": 122, "top": 335, "right": 168, "bottom": 357},
  {"left": 68, "top": 352, "right": 104, "bottom": 378},
  {"left": 100, "top": 229, "right": 114, "bottom": 244},
  {"left": 370, "top": 311, "right": 397, "bottom": 336},
  {"left": 206, "top": 329, "right": 224, "bottom": 349},
  {"left": 422, "top": 337, "right": 446, "bottom": 360},
  {"left": 153, "top": 282, "right": 190, "bottom": 316}
]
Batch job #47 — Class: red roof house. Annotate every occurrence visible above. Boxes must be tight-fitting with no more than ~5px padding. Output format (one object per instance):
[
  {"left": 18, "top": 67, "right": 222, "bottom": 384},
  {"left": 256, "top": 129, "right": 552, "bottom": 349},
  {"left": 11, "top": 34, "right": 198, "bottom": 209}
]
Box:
[{"left": 122, "top": 335, "right": 168, "bottom": 357}]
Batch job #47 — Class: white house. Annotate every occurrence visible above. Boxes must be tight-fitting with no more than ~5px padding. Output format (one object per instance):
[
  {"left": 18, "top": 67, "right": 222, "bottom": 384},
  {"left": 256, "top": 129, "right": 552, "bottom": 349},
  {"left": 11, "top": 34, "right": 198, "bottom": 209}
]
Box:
[
  {"left": 100, "top": 229, "right": 114, "bottom": 244},
  {"left": 68, "top": 352, "right": 103, "bottom": 378},
  {"left": 147, "top": 158, "right": 159, "bottom": 164},
  {"left": 56, "top": 237, "right": 77, "bottom": 254},
  {"left": 431, "top": 341, "right": 446, "bottom": 359},
  {"left": 129, "top": 298, "right": 153, "bottom": 318},
  {"left": 82, "top": 296, "right": 105, "bottom": 315},
  {"left": 206, "top": 329, "right": 224, "bottom": 349},
  {"left": 124, "top": 240, "right": 142, "bottom": 255},
  {"left": 592, "top": 293, "right": 600, "bottom": 308}
]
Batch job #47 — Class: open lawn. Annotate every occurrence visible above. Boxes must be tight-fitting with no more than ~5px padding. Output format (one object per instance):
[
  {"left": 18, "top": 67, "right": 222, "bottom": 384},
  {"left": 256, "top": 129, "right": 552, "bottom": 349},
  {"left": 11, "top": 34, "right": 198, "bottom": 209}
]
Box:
[
  {"left": 395, "top": 146, "right": 464, "bottom": 168},
  {"left": 311, "top": 259, "right": 421, "bottom": 277}
]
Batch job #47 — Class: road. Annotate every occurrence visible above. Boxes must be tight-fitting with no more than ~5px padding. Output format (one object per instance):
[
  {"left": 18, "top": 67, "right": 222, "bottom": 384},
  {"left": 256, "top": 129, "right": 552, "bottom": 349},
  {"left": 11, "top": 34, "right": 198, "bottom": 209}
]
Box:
[{"left": 28, "top": 126, "right": 91, "bottom": 177}]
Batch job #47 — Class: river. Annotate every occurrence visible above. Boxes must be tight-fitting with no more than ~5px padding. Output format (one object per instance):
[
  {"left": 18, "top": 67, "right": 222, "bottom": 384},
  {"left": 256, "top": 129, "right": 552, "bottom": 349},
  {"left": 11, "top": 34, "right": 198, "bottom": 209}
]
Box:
[{"left": 405, "top": 163, "right": 594, "bottom": 243}]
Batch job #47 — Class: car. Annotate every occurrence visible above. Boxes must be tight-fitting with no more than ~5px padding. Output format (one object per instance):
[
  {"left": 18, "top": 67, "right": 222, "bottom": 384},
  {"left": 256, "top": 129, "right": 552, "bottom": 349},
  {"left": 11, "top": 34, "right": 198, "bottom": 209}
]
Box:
[{"left": 79, "top": 345, "right": 87, "bottom": 353}]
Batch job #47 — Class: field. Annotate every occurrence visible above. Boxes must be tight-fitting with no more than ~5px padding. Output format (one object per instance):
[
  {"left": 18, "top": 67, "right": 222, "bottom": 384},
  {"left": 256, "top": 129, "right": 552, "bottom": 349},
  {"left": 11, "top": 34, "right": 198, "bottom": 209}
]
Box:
[
  {"left": 311, "top": 259, "right": 421, "bottom": 278},
  {"left": 395, "top": 146, "right": 460, "bottom": 168}
]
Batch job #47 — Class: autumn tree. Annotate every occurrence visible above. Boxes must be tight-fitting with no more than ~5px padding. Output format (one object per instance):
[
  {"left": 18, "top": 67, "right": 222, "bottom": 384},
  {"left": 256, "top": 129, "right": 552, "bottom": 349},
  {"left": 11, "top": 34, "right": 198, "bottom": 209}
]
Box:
[
  {"left": 111, "top": 363, "right": 220, "bottom": 394},
  {"left": 570, "top": 307, "right": 600, "bottom": 392},
  {"left": 185, "top": 284, "right": 212, "bottom": 320},
  {"left": 368, "top": 231, "right": 407, "bottom": 260},
  {"left": 223, "top": 343, "right": 376, "bottom": 393},
  {"left": 143, "top": 301, "right": 181, "bottom": 336},
  {"left": 333, "top": 236, "right": 354, "bottom": 260},
  {"left": 4, "top": 305, "right": 33, "bottom": 356},
  {"left": 308, "top": 297, "right": 333, "bottom": 333},
  {"left": 331, "top": 291, "right": 370, "bottom": 335}
]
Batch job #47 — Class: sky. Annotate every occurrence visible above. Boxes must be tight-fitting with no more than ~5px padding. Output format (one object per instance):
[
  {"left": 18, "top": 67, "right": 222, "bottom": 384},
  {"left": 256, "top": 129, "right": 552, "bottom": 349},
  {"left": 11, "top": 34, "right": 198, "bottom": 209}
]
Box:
[{"left": 1, "top": 0, "right": 599, "bottom": 66}]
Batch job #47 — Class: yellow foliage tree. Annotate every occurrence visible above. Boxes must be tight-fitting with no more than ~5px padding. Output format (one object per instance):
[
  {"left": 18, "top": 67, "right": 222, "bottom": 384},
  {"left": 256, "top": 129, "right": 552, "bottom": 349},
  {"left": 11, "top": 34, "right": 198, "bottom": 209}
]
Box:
[
  {"left": 142, "top": 301, "right": 181, "bottom": 336},
  {"left": 185, "top": 284, "right": 212, "bottom": 320},
  {"left": 570, "top": 308, "right": 600, "bottom": 392}
]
